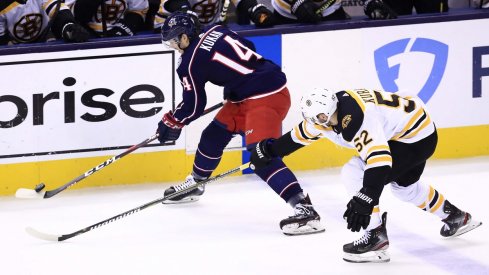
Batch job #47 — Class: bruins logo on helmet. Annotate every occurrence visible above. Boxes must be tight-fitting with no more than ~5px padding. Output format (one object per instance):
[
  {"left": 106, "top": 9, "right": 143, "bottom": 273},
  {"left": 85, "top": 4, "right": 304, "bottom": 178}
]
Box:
[{"left": 342, "top": 114, "right": 352, "bottom": 129}]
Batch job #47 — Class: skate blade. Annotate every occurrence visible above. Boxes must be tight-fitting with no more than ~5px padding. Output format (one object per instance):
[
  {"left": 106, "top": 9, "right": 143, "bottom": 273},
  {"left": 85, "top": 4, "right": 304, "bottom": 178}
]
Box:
[
  {"left": 162, "top": 196, "right": 200, "bottom": 205},
  {"left": 448, "top": 220, "right": 483, "bottom": 238},
  {"left": 343, "top": 250, "right": 390, "bottom": 263},
  {"left": 282, "top": 220, "right": 325, "bottom": 236}
]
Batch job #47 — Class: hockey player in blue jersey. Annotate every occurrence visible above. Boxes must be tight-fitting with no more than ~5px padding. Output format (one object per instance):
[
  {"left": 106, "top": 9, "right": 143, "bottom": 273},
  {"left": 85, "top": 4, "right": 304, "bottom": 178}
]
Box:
[{"left": 156, "top": 11, "right": 324, "bottom": 236}]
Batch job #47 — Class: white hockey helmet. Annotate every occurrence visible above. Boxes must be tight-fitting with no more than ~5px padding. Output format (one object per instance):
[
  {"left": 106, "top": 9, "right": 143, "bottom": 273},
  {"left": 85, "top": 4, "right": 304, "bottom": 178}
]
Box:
[{"left": 300, "top": 88, "right": 338, "bottom": 126}]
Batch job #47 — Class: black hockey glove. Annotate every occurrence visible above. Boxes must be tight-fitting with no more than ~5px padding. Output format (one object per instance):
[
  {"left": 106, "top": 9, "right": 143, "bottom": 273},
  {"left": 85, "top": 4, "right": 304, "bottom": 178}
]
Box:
[
  {"left": 291, "top": 0, "right": 322, "bottom": 24},
  {"left": 343, "top": 188, "right": 377, "bottom": 232},
  {"left": 249, "top": 139, "right": 275, "bottom": 170},
  {"left": 157, "top": 113, "right": 183, "bottom": 144},
  {"left": 106, "top": 22, "right": 134, "bottom": 37},
  {"left": 250, "top": 4, "right": 274, "bottom": 27},
  {"left": 62, "top": 23, "right": 90, "bottom": 43},
  {"left": 364, "top": 0, "right": 397, "bottom": 20}
]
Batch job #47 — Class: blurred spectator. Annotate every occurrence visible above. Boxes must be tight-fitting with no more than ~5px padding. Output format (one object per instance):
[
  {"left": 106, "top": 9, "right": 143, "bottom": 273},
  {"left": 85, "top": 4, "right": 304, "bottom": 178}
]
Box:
[
  {"left": 364, "top": 0, "right": 449, "bottom": 20},
  {"left": 68, "top": 0, "right": 148, "bottom": 37},
  {"left": 0, "top": 0, "right": 89, "bottom": 45},
  {"left": 151, "top": 0, "right": 274, "bottom": 30},
  {"left": 271, "top": 0, "right": 350, "bottom": 24}
]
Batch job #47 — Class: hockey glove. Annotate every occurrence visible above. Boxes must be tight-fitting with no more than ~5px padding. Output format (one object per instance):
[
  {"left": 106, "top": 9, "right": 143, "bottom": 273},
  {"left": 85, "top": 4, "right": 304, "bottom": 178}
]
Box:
[
  {"left": 62, "top": 23, "right": 90, "bottom": 43},
  {"left": 364, "top": 0, "right": 397, "bottom": 20},
  {"left": 106, "top": 22, "right": 134, "bottom": 37},
  {"left": 343, "top": 188, "right": 376, "bottom": 232},
  {"left": 157, "top": 113, "right": 183, "bottom": 144},
  {"left": 291, "top": 0, "right": 322, "bottom": 23},
  {"left": 249, "top": 139, "right": 275, "bottom": 170},
  {"left": 250, "top": 4, "right": 274, "bottom": 27}
]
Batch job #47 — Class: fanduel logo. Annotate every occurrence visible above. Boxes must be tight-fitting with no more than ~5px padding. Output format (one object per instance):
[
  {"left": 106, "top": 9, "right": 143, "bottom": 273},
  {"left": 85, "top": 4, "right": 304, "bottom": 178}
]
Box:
[{"left": 374, "top": 38, "right": 448, "bottom": 103}]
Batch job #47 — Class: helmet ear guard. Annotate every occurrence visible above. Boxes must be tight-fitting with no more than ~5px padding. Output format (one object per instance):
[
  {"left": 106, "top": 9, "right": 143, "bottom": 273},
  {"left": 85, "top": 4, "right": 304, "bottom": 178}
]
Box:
[{"left": 300, "top": 88, "right": 338, "bottom": 126}]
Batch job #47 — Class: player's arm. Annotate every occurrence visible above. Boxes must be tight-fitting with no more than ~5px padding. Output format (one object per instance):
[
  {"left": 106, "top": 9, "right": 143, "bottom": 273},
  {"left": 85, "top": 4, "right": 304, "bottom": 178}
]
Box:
[
  {"left": 156, "top": 69, "right": 207, "bottom": 144},
  {"left": 170, "top": 63, "right": 209, "bottom": 126},
  {"left": 249, "top": 120, "right": 322, "bottom": 170},
  {"left": 49, "top": 2, "right": 90, "bottom": 43}
]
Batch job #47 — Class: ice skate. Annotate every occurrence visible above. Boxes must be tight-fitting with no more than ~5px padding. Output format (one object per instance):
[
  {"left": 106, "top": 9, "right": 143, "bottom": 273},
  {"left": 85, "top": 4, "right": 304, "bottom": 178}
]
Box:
[
  {"left": 440, "top": 200, "right": 482, "bottom": 238},
  {"left": 343, "top": 212, "right": 390, "bottom": 263},
  {"left": 279, "top": 194, "right": 325, "bottom": 236},
  {"left": 162, "top": 175, "right": 205, "bottom": 204}
]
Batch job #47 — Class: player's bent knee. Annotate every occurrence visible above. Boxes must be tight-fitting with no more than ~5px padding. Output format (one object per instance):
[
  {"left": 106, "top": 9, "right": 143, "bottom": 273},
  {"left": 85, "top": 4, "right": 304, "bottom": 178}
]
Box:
[
  {"left": 198, "top": 121, "right": 233, "bottom": 153},
  {"left": 390, "top": 181, "right": 429, "bottom": 205}
]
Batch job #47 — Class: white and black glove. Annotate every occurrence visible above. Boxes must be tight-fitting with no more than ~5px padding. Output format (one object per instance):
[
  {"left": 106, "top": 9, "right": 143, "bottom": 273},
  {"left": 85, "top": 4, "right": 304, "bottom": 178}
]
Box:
[
  {"left": 291, "top": 0, "right": 321, "bottom": 23},
  {"left": 62, "top": 23, "right": 90, "bottom": 43},
  {"left": 343, "top": 188, "right": 377, "bottom": 232},
  {"left": 237, "top": 0, "right": 274, "bottom": 27},
  {"left": 106, "top": 22, "right": 134, "bottom": 37},
  {"left": 364, "top": 0, "right": 397, "bottom": 20},
  {"left": 250, "top": 4, "right": 274, "bottom": 27}
]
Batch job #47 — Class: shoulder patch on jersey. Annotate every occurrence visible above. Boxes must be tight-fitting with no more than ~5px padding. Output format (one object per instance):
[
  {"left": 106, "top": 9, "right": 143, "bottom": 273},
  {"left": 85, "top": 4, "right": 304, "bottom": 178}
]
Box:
[
  {"left": 336, "top": 91, "right": 364, "bottom": 142},
  {"left": 342, "top": 114, "right": 352, "bottom": 129},
  {"left": 0, "top": 0, "right": 17, "bottom": 14}
]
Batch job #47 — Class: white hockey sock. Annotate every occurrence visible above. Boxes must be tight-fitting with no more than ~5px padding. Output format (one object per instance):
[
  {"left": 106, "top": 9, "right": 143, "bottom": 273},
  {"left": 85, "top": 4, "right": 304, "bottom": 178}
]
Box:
[
  {"left": 366, "top": 206, "right": 382, "bottom": 231},
  {"left": 391, "top": 181, "right": 449, "bottom": 220}
]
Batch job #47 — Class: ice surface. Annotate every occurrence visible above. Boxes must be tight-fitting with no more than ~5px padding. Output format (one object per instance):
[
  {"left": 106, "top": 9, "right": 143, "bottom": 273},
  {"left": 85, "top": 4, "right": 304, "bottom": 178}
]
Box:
[{"left": 2, "top": 157, "right": 488, "bottom": 275}]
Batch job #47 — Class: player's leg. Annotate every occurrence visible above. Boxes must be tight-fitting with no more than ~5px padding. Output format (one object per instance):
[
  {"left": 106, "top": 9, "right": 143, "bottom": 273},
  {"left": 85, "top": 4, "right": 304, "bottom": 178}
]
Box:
[
  {"left": 245, "top": 88, "right": 325, "bottom": 235},
  {"left": 163, "top": 104, "right": 236, "bottom": 204},
  {"left": 389, "top": 132, "right": 482, "bottom": 237},
  {"left": 341, "top": 156, "right": 390, "bottom": 263}
]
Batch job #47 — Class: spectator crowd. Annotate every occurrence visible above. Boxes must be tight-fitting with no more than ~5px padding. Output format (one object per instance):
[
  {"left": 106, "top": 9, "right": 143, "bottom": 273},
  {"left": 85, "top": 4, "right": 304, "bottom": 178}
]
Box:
[{"left": 0, "top": 0, "right": 486, "bottom": 45}]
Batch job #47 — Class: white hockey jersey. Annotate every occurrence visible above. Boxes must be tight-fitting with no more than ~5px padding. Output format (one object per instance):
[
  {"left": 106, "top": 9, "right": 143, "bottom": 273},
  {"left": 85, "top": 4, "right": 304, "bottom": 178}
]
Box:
[
  {"left": 154, "top": 0, "right": 226, "bottom": 30},
  {"left": 0, "top": 0, "right": 69, "bottom": 43},
  {"left": 65, "top": 0, "right": 148, "bottom": 34},
  {"left": 291, "top": 89, "right": 436, "bottom": 171},
  {"left": 272, "top": 0, "right": 342, "bottom": 20}
]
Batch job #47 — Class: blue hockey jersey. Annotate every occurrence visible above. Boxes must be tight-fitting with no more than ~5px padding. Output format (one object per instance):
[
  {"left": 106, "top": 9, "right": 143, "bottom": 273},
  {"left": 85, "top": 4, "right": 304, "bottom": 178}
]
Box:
[{"left": 172, "top": 24, "right": 287, "bottom": 125}]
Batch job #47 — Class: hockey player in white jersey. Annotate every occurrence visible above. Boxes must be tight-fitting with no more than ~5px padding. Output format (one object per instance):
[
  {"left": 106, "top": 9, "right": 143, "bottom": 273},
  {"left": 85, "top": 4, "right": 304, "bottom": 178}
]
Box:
[
  {"left": 68, "top": 0, "right": 148, "bottom": 37},
  {"left": 249, "top": 88, "right": 482, "bottom": 263},
  {"left": 0, "top": 0, "right": 89, "bottom": 45},
  {"left": 152, "top": 0, "right": 274, "bottom": 30}
]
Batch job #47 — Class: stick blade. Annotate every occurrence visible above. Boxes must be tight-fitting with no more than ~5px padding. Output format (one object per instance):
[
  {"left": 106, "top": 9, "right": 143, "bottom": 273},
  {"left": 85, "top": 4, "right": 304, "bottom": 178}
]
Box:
[
  {"left": 25, "top": 227, "right": 60, "bottom": 242},
  {"left": 15, "top": 188, "right": 46, "bottom": 199}
]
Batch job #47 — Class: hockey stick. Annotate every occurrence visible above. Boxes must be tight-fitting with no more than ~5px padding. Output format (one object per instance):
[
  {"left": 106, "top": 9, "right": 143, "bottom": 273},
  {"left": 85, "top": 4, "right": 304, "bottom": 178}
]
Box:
[
  {"left": 26, "top": 162, "right": 250, "bottom": 242},
  {"left": 315, "top": 0, "right": 337, "bottom": 15},
  {"left": 15, "top": 101, "right": 225, "bottom": 200},
  {"left": 219, "top": 0, "right": 231, "bottom": 23}
]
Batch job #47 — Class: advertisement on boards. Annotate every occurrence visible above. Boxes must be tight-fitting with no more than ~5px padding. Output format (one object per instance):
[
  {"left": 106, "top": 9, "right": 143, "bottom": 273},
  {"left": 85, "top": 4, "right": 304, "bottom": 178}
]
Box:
[
  {"left": 282, "top": 19, "right": 489, "bottom": 130},
  {"left": 0, "top": 45, "right": 178, "bottom": 164}
]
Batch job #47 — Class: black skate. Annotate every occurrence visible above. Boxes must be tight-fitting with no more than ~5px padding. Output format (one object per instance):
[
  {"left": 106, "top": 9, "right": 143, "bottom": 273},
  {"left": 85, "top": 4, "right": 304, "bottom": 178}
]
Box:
[
  {"left": 343, "top": 212, "right": 390, "bottom": 263},
  {"left": 440, "top": 200, "right": 482, "bottom": 238},
  {"left": 279, "top": 194, "right": 325, "bottom": 236},
  {"left": 162, "top": 175, "right": 205, "bottom": 204}
]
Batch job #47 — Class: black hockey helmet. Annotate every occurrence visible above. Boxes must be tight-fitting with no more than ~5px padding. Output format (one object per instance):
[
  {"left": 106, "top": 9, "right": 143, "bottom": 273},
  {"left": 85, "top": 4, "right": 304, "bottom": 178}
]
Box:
[{"left": 161, "top": 11, "right": 201, "bottom": 45}]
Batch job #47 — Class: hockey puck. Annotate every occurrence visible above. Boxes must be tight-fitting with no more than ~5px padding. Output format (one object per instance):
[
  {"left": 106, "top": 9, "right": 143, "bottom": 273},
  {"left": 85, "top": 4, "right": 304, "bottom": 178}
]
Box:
[{"left": 34, "top": 183, "right": 46, "bottom": 193}]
